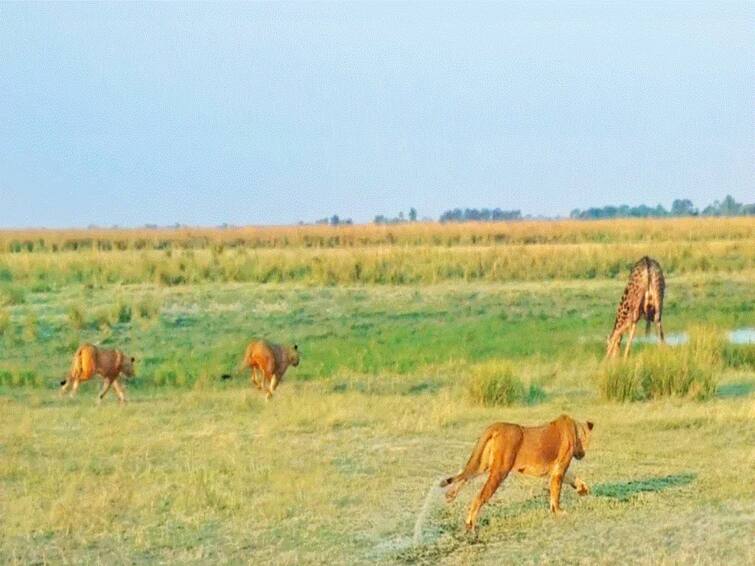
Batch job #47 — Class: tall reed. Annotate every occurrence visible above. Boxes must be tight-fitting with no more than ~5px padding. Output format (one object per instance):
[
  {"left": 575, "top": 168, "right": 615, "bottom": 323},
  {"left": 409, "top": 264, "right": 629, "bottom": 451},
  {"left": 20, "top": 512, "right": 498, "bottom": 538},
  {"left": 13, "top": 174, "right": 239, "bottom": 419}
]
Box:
[{"left": 597, "top": 326, "right": 723, "bottom": 401}]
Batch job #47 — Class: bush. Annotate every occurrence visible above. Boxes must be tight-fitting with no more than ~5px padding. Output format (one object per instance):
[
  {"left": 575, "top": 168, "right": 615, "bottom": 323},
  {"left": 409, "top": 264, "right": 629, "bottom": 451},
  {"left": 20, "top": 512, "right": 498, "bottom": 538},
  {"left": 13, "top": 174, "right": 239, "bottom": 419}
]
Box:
[
  {"left": 598, "top": 326, "right": 722, "bottom": 401},
  {"left": 466, "top": 360, "right": 545, "bottom": 406}
]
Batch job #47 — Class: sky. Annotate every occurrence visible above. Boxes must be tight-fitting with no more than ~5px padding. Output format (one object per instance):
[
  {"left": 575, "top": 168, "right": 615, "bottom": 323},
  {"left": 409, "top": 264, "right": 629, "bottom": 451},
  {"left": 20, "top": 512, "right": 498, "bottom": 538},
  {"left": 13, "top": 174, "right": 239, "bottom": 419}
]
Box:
[{"left": 0, "top": 2, "right": 752, "bottom": 227}]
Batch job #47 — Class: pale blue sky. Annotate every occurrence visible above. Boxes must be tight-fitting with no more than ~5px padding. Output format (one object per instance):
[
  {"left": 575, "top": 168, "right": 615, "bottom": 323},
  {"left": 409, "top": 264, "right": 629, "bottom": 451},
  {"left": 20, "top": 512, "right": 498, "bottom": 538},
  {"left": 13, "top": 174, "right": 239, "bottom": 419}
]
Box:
[{"left": 1, "top": 2, "right": 752, "bottom": 227}]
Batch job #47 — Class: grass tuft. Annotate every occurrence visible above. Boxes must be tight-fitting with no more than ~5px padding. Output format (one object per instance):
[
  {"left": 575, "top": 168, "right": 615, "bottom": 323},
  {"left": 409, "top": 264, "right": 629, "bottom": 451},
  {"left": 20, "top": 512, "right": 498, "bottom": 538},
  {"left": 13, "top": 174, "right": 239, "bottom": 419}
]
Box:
[
  {"left": 67, "top": 304, "right": 85, "bottom": 331},
  {"left": 134, "top": 294, "right": 161, "bottom": 321},
  {"left": 597, "top": 326, "right": 723, "bottom": 401},
  {"left": 466, "top": 360, "right": 545, "bottom": 406},
  {"left": 0, "top": 308, "right": 10, "bottom": 336},
  {"left": 0, "top": 285, "right": 25, "bottom": 306}
]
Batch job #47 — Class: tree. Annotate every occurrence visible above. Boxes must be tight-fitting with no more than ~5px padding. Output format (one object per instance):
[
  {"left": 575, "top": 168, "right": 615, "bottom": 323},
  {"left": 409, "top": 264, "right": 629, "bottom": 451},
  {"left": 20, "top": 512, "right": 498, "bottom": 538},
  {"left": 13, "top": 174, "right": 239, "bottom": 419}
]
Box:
[
  {"left": 409, "top": 207, "right": 417, "bottom": 222},
  {"left": 671, "top": 199, "right": 696, "bottom": 216},
  {"left": 719, "top": 195, "right": 742, "bottom": 216}
]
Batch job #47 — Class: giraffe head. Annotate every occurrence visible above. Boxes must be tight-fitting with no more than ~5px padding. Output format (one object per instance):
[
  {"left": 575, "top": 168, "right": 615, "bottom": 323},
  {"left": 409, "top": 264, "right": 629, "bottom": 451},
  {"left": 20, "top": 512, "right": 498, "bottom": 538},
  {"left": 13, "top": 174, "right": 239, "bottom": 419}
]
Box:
[{"left": 605, "top": 331, "right": 622, "bottom": 358}]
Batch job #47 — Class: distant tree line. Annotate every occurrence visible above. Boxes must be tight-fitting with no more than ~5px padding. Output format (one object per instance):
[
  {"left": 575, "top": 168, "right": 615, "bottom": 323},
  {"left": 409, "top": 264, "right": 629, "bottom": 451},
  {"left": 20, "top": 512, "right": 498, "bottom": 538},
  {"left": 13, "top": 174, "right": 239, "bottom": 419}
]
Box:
[
  {"left": 570, "top": 195, "right": 754, "bottom": 220},
  {"left": 373, "top": 208, "right": 418, "bottom": 224},
  {"left": 312, "top": 215, "right": 353, "bottom": 226},
  {"left": 439, "top": 208, "right": 522, "bottom": 223},
  {"left": 306, "top": 194, "right": 752, "bottom": 226}
]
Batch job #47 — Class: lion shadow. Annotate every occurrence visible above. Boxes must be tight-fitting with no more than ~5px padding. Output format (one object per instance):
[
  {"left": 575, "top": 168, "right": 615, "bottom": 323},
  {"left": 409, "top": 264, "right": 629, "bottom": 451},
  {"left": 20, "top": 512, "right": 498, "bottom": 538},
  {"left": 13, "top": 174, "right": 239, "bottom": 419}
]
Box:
[{"left": 592, "top": 472, "right": 696, "bottom": 501}]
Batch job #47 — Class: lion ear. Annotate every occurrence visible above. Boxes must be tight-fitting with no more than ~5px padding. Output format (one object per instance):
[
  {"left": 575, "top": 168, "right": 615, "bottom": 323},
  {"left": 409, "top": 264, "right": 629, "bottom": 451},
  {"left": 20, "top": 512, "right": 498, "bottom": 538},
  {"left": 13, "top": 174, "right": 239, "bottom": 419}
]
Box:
[{"left": 586, "top": 421, "right": 594, "bottom": 431}]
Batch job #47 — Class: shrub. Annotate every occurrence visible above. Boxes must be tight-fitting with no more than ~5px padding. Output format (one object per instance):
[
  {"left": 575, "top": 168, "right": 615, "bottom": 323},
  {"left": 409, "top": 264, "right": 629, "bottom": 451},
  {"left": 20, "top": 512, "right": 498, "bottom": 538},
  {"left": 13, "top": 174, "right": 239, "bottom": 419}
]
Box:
[
  {"left": 597, "top": 326, "right": 722, "bottom": 401},
  {"left": 466, "top": 360, "right": 545, "bottom": 406}
]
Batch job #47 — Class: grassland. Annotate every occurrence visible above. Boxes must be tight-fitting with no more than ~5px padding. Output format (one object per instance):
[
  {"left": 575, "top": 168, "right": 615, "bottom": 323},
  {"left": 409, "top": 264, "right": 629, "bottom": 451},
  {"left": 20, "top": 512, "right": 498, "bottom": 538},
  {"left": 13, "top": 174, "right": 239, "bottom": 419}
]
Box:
[
  {"left": 1, "top": 376, "right": 753, "bottom": 564},
  {"left": 0, "top": 219, "right": 753, "bottom": 564}
]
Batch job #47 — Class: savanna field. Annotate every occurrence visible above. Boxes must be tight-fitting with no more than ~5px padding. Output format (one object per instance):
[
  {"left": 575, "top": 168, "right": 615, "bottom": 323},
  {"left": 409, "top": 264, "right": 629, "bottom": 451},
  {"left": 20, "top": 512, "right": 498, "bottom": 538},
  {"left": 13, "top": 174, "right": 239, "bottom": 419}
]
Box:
[{"left": 0, "top": 218, "right": 753, "bottom": 564}]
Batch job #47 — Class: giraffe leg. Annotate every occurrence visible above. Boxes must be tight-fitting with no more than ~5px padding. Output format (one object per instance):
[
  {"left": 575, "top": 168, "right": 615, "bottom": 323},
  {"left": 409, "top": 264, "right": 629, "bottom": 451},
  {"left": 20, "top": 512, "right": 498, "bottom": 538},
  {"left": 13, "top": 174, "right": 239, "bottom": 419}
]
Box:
[
  {"left": 656, "top": 320, "right": 665, "bottom": 344},
  {"left": 623, "top": 322, "right": 637, "bottom": 359}
]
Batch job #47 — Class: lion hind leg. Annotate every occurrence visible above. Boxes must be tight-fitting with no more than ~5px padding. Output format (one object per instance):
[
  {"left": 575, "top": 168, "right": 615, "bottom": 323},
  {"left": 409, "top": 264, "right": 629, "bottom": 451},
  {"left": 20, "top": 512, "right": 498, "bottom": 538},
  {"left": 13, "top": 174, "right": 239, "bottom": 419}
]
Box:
[
  {"left": 465, "top": 451, "right": 514, "bottom": 532},
  {"left": 443, "top": 476, "right": 468, "bottom": 503},
  {"left": 97, "top": 379, "right": 113, "bottom": 404},
  {"left": 265, "top": 373, "right": 279, "bottom": 401},
  {"left": 251, "top": 367, "right": 263, "bottom": 390}
]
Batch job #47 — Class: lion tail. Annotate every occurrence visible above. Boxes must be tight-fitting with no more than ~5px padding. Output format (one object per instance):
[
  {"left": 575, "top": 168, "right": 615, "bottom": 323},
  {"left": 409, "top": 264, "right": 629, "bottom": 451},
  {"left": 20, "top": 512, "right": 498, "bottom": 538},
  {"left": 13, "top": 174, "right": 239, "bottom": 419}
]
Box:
[
  {"left": 221, "top": 359, "right": 250, "bottom": 380},
  {"left": 439, "top": 428, "right": 493, "bottom": 488}
]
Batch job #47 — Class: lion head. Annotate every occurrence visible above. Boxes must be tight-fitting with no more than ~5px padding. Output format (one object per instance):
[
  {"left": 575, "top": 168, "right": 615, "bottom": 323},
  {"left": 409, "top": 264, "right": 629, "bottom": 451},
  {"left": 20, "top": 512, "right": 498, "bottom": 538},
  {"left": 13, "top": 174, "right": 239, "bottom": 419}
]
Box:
[
  {"left": 121, "top": 355, "right": 136, "bottom": 378},
  {"left": 287, "top": 344, "right": 300, "bottom": 367},
  {"left": 574, "top": 420, "right": 594, "bottom": 460}
]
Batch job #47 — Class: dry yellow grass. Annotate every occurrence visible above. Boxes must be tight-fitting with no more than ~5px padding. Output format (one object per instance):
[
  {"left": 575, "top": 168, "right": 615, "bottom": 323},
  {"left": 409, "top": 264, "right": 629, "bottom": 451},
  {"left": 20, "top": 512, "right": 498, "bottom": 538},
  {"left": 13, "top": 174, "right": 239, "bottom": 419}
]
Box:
[
  {"left": 1, "top": 376, "right": 753, "bottom": 564},
  {"left": 0, "top": 239, "right": 751, "bottom": 286},
  {"left": 1, "top": 217, "right": 752, "bottom": 252}
]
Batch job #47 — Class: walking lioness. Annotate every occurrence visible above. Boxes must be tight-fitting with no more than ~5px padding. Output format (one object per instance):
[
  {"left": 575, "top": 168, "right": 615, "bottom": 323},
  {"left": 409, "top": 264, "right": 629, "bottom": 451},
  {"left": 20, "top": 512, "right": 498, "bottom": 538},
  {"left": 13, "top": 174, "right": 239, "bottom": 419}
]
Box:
[
  {"left": 223, "top": 339, "right": 299, "bottom": 400},
  {"left": 441, "top": 414, "right": 594, "bottom": 531},
  {"left": 59, "top": 343, "right": 136, "bottom": 404}
]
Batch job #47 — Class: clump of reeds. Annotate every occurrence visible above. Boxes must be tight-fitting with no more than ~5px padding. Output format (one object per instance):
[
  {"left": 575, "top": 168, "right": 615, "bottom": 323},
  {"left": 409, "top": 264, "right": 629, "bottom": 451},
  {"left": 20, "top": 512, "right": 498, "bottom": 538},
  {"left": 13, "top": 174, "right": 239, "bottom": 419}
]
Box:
[
  {"left": 597, "top": 326, "right": 723, "bottom": 401},
  {"left": 466, "top": 360, "right": 545, "bottom": 406}
]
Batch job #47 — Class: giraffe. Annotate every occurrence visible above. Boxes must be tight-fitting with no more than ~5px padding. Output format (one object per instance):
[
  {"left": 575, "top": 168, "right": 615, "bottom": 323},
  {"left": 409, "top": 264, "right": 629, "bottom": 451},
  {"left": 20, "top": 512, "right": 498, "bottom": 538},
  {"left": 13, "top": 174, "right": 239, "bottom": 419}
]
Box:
[{"left": 606, "top": 256, "right": 665, "bottom": 358}]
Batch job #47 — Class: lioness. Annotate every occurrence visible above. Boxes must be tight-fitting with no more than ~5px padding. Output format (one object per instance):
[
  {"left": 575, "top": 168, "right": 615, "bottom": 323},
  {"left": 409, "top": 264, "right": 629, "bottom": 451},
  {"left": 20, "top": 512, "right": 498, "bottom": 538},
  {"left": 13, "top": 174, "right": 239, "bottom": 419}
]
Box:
[
  {"left": 223, "top": 340, "right": 299, "bottom": 400},
  {"left": 441, "top": 414, "right": 594, "bottom": 531},
  {"left": 59, "top": 343, "right": 136, "bottom": 404}
]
